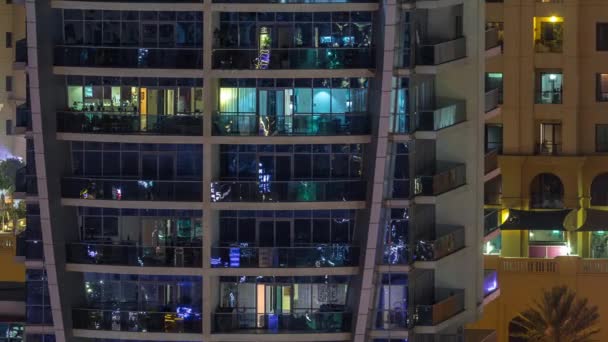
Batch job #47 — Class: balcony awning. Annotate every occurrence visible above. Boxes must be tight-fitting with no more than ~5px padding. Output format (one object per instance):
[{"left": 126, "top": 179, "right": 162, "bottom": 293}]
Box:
[
  {"left": 499, "top": 209, "right": 571, "bottom": 231},
  {"left": 578, "top": 209, "right": 608, "bottom": 231}
]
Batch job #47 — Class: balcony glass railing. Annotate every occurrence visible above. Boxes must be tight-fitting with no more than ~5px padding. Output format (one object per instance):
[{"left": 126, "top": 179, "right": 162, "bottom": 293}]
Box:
[
  {"left": 210, "top": 245, "right": 358, "bottom": 268},
  {"left": 382, "top": 243, "right": 410, "bottom": 265},
  {"left": 484, "top": 149, "right": 499, "bottom": 174},
  {"left": 213, "top": 310, "right": 352, "bottom": 333},
  {"left": 372, "top": 309, "right": 409, "bottom": 330},
  {"left": 417, "top": 37, "right": 466, "bottom": 65},
  {"left": 213, "top": 113, "right": 369, "bottom": 136},
  {"left": 484, "top": 209, "right": 500, "bottom": 236},
  {"left": 415, "top": 289, "right": 464, "bottom": 326},
  {"left": 535, "top": 39, "right": 562, "bottom": 53},
  {"left": 535, "top": 142, "right": 561, "bottom": 155},
  {"left": 61, "top": 177, "right": 203, "bottom": 202},
  {"left": 483, "top": 270, "right": 498, "bottom": 297},
  {"left": 485, "top": 28, "right": 500, "bottom": 51},
  {"left": 57, "top": 112, "right": 203, "bottom": 135},
  {"left": 417, "top": 100, "right": 466, "bottom": 131},
  {"left": 66, "top": 242, "right": 203, "bottom": 267},
  {"left": 414, "top": 163, "right": 466, "bottom": 196},
  {"left": 54, "top": 46, "right": 203, "bottom": 69},
  {"left": 485, "top": 89, "right": 500, "bottom": 113},
  {"left": 414, "top": 225, "right": 465, "bottom": 261},
  {"left": 210, "top": 180, "right": 366, "bottom": 202},
  {"left": 212, "top": 48, "right": 374, "bottom": 70},
  {"left": 72, "top": 308, "right": 202, "bottom": 333}
]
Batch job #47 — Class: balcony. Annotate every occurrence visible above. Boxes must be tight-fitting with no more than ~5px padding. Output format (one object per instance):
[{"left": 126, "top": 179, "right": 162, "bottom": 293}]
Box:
[
  {"left": 210, "top": 245, "right": 359, "bottom": 268},
  {"left": 15, "top": 104, "right": 31, "bottom": 132},
  {"left": 414, "top": 225, "right": 465, "bottom": 261},
  {"left": 414, "top": 289, "right": 465, "bottom": 326},
  {"left": 14, "top": 38, "right": 27, "bottom": 67},
  {"left": 210, "top": 180, "right": 366, "bottom": 202},
  {"left": 57, "top": 112, "right": 203, "bottom": 136},
  {"left": 535, "top": 90, "right": 562, "bottom": 104},
  {"left": 484, "top": 89, "right": 500, "bottom": 113},
  {"left": 372, "top": 309, "right": 409, "bottom": 330},
  {"left": 414, "top": 162, "right": 466, "bottom": 196},
  {"left": 417, "top": 100, "right": 466, "bottom": 131},
  {"left": 214, "top": 0, "right": 372, "bottom": 2},
  {"left": 484, "top": 149, "right": 498, "bottom": 175},
  {"left": 212, "top": 48, "right": 374, "bottom": 70},
  {"left": 72, "top": 308, "right": 202, "bottom": 333},
  {"left": 535, "top": 39, "right": 562, "bottom": 53},
  {"left": 54, "top": 46, "right": 203, "bottom": 69},
  {"left": 485, "top": 28, "right": 500, "bottom": 51},
  {"left": 417, "top": 37, "right": 466, "bottom": 66},
  {"left": 212, "top": 113, "right": 369, "bottom": 136},
  {"left": 66, "top": 242, "right": 203, "bottom": 268},
  {"left": 61, "top": 177, "right": 203, "bottom": 202},
  {"left": 535, "top": 142, "right": 561, "bottom": 155},
  {"left": 212, "top": 310, "right": 352, "bottom": 333},
  {"left": 14, "top": 167, "right": 37, "bottom": 196},
  {"left": 483, "top": 269, "right": 498, "bottom": 297},
  {"left": 484, "top": 209, "right": 500, "bottom": 236}
]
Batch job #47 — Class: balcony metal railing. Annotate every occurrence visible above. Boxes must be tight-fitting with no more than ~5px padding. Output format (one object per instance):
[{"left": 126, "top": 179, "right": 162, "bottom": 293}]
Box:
[
  {"left": 535, "top": 142, "right": 562, "bottom": 155},
  {"left": 66, "top": 242, "right": 203, "bottom": 267},
  {"left": 414, "top": 225, "right": 465, "bottom": 261},
  {"left": 535, "top": 39, "right": 563, "bottom": 53},
  {"left": 484, "top": 89, "right": 500, "bottom": 113},
  {"left": 72, "top": 308, "right": 202, "bottom": 333},
  {"left": 417, "top": 100, "right": 466, "bottom": 131},
  {"left": 372, "top": 309, "right": 409, "bottom": 330},
  {"left": 212, "top": 112, "right": 369, "bottom": 136},
  {"left": 483, "top": 269, "right": 498, "bottom": 297},
  {"left": 14, "top": 38, "right": 27, "bottom": 64},
  {"left": 210, "top": 180, "right": 366, "bottom": 202},
  {"left": 414, "top": 162, "right": 466, "bottom": 196},
  {"left": 210, "top": 245, "right": 359, "bottom": 268},
  {"left": 417, "top": 37, "right": 467, "bottom": 66},
  {"left": 54, "top": 46, "right": 203, "bottom": 69},
  {"left": 212, "top": 309, "right": 351, "bottom": 333},
  {"left": 535, "top": 90, "right": 562, "bottom": 104},
  {"left": 61, "top": 177, "right": 203, "bottom": 202},
  {"left": 485, "top": 28, "right": 500, "bottom": 51},
  {"left": 57, "top": 112, "right": 203, "bottom": 135},
  {"left": 484, "top": 209, "right": 500, "bottom": 236},
  {"left": 484, "top": 149, "right": 499, "bottom": 174},
  {"left": 212, "top": 47, "right": 374, "bottom": 70},
  {"left": 414, "top": 289, "right": 465, "bottom": 326}
]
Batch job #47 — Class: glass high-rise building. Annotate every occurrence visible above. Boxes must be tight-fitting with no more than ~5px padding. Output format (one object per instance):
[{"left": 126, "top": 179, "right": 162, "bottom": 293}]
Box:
[{"left": 19, "top": 0, "right": 489, "bottom": 341}]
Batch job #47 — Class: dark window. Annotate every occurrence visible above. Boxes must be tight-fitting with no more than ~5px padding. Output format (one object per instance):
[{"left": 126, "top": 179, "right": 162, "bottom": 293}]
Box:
[
  {"left": 5, "top": 119, "right": 12, "bottom": 135},
  {"left": 5, "top": 76, "right": 12, "bottom": 92},
  {"left": 596, "top": 124, "right": 608, "bottom": 152},
  {"left": 591, "top": 173, "right": 608, "bottom": 205},
  {"left": 5, "top": 32, "right": 11, "bottom": 48},
  {"left": 530, "top": 173, "right": 564, "bottom": 209},
  {"left": 597, "top": 23, "right": 608, "bottom": 51}
]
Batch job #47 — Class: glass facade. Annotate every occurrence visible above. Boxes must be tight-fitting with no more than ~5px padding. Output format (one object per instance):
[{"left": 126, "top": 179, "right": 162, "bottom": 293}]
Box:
[
  {"left": 63, "top": 143, "right": 203, "bottom": 201},
  {"left": 57, "top": 10, "right": 203, "bottom": 68},
  {"left": 215, "top": 78, "right": 369, "bottom": 136},
  {"left": 215, "top": 276, "right": 351, "bottom": 333},
  {"left": 67, "top": 208, "right": 203, "bottom": 267},
  {"left": 59, "top": 76, "right": 203, "bottom": 135},
  {"left": 213, "top": 144, "right": 365, "bottom": 202},
  {"left": 212, "top": 210, "right": 358, "bottom": 268},
  {"left": 73, "top": 274, "right": 203, "bottom": 333},
  {"left": 213, "top": 11, "right": 374, "bottom": 69},
  {"left": 26, "top": 270, "right": 53, "bottom": 325}
]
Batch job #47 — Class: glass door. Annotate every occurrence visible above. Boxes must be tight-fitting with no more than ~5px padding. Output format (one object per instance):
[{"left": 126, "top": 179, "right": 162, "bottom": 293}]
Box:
[{"left": 259, "top": 89, "right": 293, "bottom": 135}]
